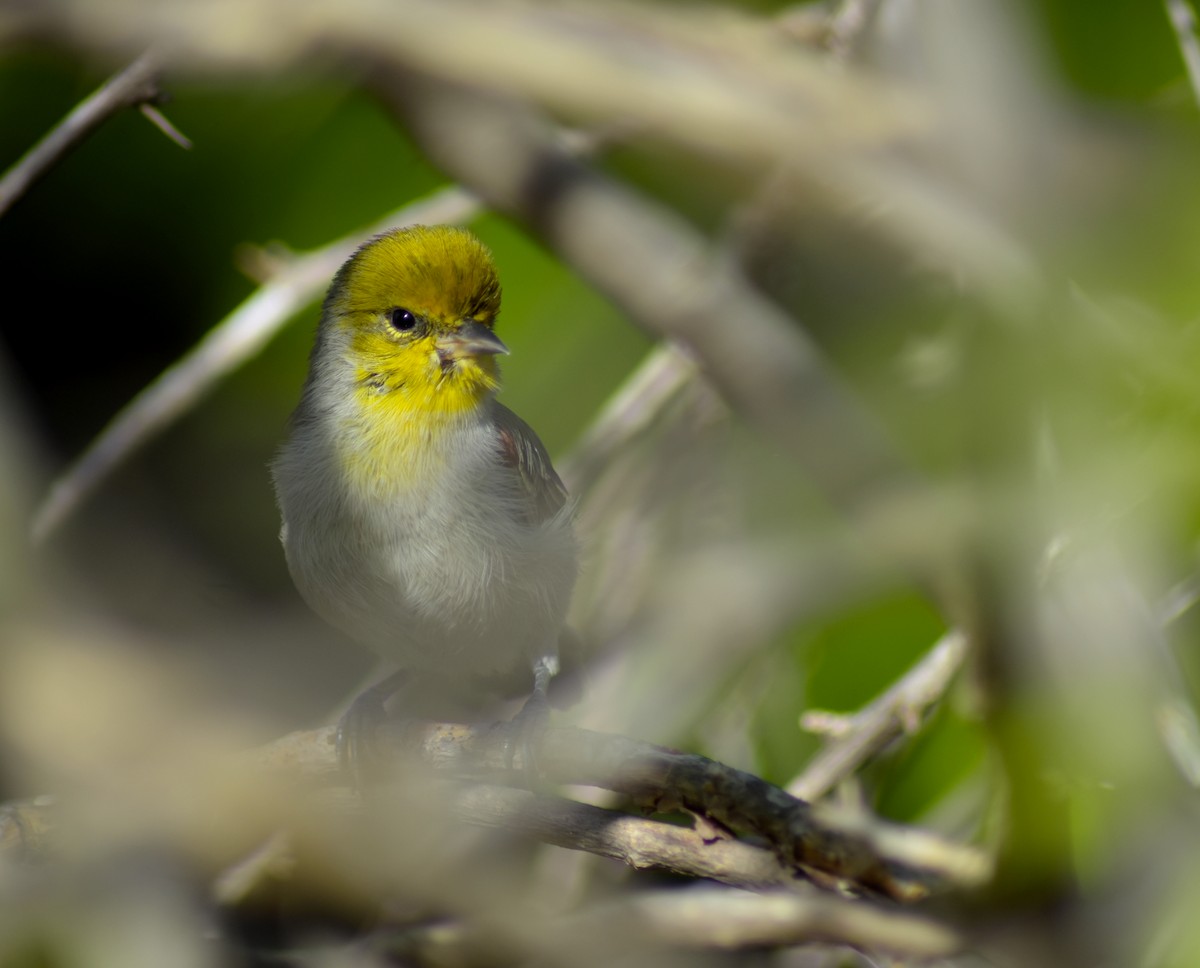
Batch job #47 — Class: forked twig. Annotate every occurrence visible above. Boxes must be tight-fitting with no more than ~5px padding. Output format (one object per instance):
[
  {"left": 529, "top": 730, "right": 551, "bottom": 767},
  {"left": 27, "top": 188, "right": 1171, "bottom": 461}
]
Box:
[
  {"left": 790, "top": 631, "right": 968, "bottom": 802},
  {"left": 0, "top": 52, "right": 187, "bottom": 219}
]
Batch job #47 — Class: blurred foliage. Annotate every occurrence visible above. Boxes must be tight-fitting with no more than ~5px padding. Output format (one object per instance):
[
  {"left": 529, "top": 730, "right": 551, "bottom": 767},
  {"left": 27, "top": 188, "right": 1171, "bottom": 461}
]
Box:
[{"left": 2, "top": 0, "right": 1200, "bottom": 964}]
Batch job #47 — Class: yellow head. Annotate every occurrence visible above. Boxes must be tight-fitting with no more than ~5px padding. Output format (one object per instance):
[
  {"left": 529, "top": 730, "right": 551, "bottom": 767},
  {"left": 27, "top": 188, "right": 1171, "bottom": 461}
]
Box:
[{"left": 324, "top": 224, "right": 507, "bottom": 417}]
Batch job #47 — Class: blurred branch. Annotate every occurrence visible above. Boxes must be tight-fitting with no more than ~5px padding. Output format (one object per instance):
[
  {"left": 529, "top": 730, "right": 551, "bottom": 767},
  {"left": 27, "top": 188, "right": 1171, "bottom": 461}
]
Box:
[
  {"left": 1156, "top": 576, "right": 1200, "bottom": 787},
  {"left": 137, "top": 102, "right": 193, "bottom": 149},
  {"left": 451, "top": 783, "right": 812, "bottom": 892},
  {"left": 30, "top": 119, "right": 641, "bottom": 542},
  {"left": 1166, "top": 0, "right": 1200, "bottom": 107},
  {"left": 563, "top": 886, "right": 961, "bottom": 957},
  {"left": 822, "top": 0, "right": 886, "bottom": 58},
  {"left": 790, "top": 630, "right": 968, "bottom": 802},
  {"left": 0, "top": 51, "right": 185, "bottom": 218},
  {"left": 31, "top": 185, "right": 480, "bottom": 542},
  {"left": 558, "top": 342, "right": 700, "bottom": 495},
  {"left": 378, "top": 72, "right": 918, "bottom": 521},
  {"left": 7, "top": 0, "right": 1039, "bottom": 311},
  {"left": 394, "top": 885, "right": 963, "bottom": 961},
  {"left": 15, "top": 0, "right": 915, "bottom": 163},
  {"left": 247, "top": 720, "right": 990, "bottom": 901},
  {"left": 0, "top": 796, "right": 56, "bottom": 862}
]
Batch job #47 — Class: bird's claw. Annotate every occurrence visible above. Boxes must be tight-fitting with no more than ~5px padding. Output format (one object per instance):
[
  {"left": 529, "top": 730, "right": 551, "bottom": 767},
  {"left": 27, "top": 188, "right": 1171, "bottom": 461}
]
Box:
[
  {"left": 504, "top": 689, "right": 552, "bottom": 787},
  {"left": 336, "top": 671, "right": 406, "bottom": 787}
]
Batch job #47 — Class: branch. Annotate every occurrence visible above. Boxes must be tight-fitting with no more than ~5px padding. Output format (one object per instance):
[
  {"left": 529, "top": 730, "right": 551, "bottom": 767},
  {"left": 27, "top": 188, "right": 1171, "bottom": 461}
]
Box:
[
  {"left": 572, "top": 886, "right": 960, "bottom": 956},
  {"left": 790, "top": 630, "right": 968, "bottom": 802},
  {"left": 0, "top": 51, "right": 186, "bottom": 219},
  {"left": 450, "top": 783, "right": 807, "bottom": 892},
  {"left": 1166, "top": 0, "right": 1200, "bottom": 109},
  {"left": 394, "top": 885, "right": 962, "bottom": 961},
  {"left": 376, "top": 72, "right": 917, "bottom": 519},
  {"left": 247, "top": 720, "right": 990, "bottom": 902},
  {"left": 820, "top": 0, "right": 887, "bottom": 59},
  {"left": 0, "top": 784, "right": 964, "bottom": 961}
]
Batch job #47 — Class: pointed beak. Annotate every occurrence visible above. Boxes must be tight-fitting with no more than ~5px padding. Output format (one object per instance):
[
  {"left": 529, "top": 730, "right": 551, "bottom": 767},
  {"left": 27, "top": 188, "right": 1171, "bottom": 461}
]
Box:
[{"left": 436, "top": 320, "right": 510, "bottom": 362}]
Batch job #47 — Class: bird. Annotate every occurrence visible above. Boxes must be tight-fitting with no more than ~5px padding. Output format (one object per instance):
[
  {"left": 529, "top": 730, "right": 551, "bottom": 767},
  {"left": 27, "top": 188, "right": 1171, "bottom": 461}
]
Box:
[{"left": 271, "top": 224, "right": 577, "bottom": 765}]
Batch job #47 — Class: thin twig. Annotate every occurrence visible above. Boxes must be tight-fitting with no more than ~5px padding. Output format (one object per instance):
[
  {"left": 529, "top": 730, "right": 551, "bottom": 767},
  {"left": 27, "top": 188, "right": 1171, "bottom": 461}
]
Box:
[
  {"left": 0, "top": 52, "right": 178, "bottom": 218},
  {"left": 138, "top": 102, "right": 193, "bottom": 149},
  {"left": 790, "top": 630, "right": 968, "bottom": 802}
]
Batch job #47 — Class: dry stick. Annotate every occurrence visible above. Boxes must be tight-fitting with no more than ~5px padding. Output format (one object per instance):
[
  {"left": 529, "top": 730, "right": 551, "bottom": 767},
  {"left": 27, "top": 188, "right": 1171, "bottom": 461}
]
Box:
[
  {"left": 0, "top": 51, "right": 184, "bottom": 219},
  {"left": 250, "top": 721, "right": 989, "bottom": 902},
  {"left": 138, "top": 102, "right": 194, "bottom": 149},
  {"left": 450, "top": 784, "right": 802, "bottom": 892},
  {"left": 0, "top": 760, "right": 972, "bottom": 958},
  {"left": 790, "top": 630, "right": 968, "bottom": 802},
  {"left": 821, "top": 0, "right": 887, "bottom": 58}
]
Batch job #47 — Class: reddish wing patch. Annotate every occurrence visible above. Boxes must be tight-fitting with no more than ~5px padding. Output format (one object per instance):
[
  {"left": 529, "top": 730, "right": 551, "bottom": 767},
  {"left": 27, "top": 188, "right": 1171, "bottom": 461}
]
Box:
[{"left": 493, "top": 407, "right": 569, "bottom": 527}]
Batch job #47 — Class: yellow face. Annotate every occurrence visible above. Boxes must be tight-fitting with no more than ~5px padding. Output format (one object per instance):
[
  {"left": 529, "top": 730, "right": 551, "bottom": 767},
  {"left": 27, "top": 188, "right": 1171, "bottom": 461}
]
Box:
[{"left": 329, "top": 225, "right": 505, "bottom": 417}]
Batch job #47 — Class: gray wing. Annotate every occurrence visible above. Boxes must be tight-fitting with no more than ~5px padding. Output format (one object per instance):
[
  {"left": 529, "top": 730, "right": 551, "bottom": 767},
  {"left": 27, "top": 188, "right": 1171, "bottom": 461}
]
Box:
[{"left": 493, "top": 403, "right": 569, "bottom": 526}]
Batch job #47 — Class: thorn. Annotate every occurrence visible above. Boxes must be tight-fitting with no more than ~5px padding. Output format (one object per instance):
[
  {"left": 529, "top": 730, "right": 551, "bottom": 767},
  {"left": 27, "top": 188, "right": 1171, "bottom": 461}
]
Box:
[{"left": 139, "top": 103, "right": 193, "bottom": 150}]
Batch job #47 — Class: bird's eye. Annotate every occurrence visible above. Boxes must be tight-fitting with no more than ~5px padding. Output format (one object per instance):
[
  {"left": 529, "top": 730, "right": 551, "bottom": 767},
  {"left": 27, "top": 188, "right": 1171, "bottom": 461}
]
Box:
[{"left": 388, "top": 308, "right": 417, "bottom": 332}]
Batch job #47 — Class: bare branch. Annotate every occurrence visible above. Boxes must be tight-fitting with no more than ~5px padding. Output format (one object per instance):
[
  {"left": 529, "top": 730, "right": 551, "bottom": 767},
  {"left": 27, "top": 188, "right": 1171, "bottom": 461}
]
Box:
[
  {"left": 246, "top": 721, "right": 990, "bottom": 901},
  {"left": 821, "top": 0, "right": 887, "bottom": 59},
  {"left": 558, "top": 342, "right": 701, "bottom": 495},
  {"left": 570, "top": 887, "right": 962, "bottom": 957},
  {"left": 394, "top": 885, "right": 963, "bottom": 961},
  {"left": 0, "top": 51, "right": 180, "bottom": 218},
  {"left": 450, "top": 783, "right": 804, "bottom": 892},
  {"left": 791, "top": 630, "right": 968, "bottom": 802},
  {"left": 377, "top": 73, "right": 917, "bottom": 519},
  {"left": 137, "top": 102, "right": 193, "bottom": 149}
]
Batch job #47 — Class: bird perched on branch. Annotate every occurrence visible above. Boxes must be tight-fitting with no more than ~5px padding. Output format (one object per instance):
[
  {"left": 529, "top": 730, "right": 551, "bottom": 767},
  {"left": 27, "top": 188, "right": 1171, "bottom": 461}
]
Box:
[{"left": 272, "top": 224, "right": 577, "bottom": 762}]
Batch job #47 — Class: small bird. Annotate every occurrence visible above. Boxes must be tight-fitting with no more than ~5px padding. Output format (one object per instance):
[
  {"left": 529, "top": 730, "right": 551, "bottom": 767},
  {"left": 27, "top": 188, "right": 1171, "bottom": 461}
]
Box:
[{"left": 272, "top": 224, "right": 577, "bottom": 754}]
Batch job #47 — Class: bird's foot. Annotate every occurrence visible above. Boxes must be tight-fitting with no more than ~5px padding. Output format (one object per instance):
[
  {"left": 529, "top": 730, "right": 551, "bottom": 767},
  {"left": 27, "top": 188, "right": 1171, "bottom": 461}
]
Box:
[
  {"left": 336, "top": 670, "right": 407, "bottom": 787},
  {"left": 503, "top": 654, "right": 558, "bottom": 786}
]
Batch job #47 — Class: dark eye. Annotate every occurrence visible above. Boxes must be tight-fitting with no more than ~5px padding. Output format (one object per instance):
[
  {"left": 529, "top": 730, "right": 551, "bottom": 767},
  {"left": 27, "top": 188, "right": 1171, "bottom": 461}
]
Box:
[{"left": 388, "top": 308, "right": 417, "bottom": 332}]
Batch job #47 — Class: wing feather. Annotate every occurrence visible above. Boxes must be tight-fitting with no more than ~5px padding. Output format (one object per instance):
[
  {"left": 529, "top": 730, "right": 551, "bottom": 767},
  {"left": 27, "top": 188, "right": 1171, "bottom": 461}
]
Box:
[{"left": 493, "top": 403, "right": 569, "bottom": 526}]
